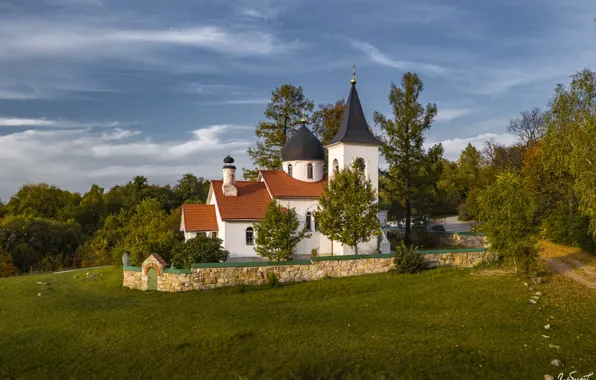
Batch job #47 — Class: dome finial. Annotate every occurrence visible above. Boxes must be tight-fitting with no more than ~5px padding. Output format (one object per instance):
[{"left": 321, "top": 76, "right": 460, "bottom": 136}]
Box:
[
  {"left": 301, "top": 109, "right": 307, "bottom": 124},
  {"left": 351, "top": 64, "right": 356, "bottom": 85}
]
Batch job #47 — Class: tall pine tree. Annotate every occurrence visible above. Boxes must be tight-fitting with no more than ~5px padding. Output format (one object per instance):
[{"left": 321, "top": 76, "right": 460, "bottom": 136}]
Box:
[
  {"left": 243, "top": 84, "right": 314, "bottom": 180},
  {"left": 373, "top": 73, "right": 443, "bottom": 245}
]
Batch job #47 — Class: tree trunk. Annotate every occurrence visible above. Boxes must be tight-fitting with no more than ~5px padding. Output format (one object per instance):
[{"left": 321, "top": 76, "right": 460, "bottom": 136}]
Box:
[
  {"left": 405, "top": 186, "right": 411, "bottom": 247},
  {"left": 354, "top": 243, "right": 358, "bottom": 256}
]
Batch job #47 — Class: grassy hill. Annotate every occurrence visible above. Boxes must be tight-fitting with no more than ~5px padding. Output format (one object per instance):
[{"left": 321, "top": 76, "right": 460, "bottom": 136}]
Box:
[{"left": 0, "top": 263, "right": 594, "bottom": 379}]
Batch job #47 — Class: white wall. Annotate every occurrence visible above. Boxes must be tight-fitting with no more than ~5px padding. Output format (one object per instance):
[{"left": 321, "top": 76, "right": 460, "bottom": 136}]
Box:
[
  {"left": 327, "top": 143, "right": 379, "bottom": 195},
  {"left": 282, "top": 160, "right": 324, "bottom": 182},
  {"left": 223, "top": 221, "right": 260, "bottom": 258}
]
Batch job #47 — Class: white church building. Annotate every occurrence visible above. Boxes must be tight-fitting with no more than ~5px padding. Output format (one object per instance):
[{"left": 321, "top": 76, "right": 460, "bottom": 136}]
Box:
[{"left": 180, "top": 76, "right": 391, "bottom": 260}]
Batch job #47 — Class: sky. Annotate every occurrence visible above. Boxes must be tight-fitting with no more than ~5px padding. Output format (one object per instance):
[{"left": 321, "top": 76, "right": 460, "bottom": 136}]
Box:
[{"left": 1, "top": 0, "right": 595, "bottom": 200}]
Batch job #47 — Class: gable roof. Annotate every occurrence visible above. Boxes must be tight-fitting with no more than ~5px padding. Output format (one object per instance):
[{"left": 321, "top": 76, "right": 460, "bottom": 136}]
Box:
[
  {"left": 328, "top": 83, "right": 380, "bottom": 146},
  {"left": 182, "top": 204, "right": 218, "bottom": 232},
  {"left": 211, "top": 180, "right": 271, "bottom": 220},
  {"left": 260, "top": 170, "right": 328, "bottom": 198}
]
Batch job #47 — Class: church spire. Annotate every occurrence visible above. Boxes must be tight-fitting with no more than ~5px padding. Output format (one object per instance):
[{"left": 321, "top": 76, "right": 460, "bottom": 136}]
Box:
[{"left": 327, "top": 67, "right": 380, "bottom": 146}]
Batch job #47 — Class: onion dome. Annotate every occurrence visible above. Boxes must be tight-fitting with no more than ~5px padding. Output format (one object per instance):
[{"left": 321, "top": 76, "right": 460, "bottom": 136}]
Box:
[
  {"left": 281, "top": 125, "right": 324, "bottom": 161},
  {"left": 223, "top": 155, "right": 235, "bottom": 168}
]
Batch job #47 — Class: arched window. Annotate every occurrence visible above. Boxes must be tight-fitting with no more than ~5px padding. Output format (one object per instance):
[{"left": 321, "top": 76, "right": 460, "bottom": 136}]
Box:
[
  {"left": 245, "top": 227, "right": 254, "bottom": 245},
  {"left": 288, "top": 164, "right": 293, "bottom": 177},
  {"left": 305, "top": 212, "right": 312, "bottom": 231},
  {"left": 356, "top": 158, "right": 366, "bottom": 173},
  {"left": 332, "top": 159, "right": 339, "bottom": 173},
  {"left": 307, "top": 163, "right": 313, "bottom": 179}
]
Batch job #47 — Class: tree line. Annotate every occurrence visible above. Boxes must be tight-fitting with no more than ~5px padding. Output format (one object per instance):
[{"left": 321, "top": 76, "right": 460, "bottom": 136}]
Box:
[{"left": 0, "top": 175, "right": 210, "bottom": 276}]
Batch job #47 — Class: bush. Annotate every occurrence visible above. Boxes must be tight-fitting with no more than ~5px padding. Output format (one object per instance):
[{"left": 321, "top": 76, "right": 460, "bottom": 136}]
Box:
[
  {"left": 310, "top": 248, "right": 318, "bottom": 257},
  {"left": 172, "top": 234, "right": 229, "bottom": 269},
  {"left": 267, "top": 272, "right": 279, "bottom": 288},
  {"left": 393, "top": 242, "right": 426, "bottom": 274}
]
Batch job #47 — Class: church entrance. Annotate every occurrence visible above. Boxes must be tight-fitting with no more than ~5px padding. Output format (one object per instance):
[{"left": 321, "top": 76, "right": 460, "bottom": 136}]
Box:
[{"left": 147, "top": 267, "right": 157, "bottom": 291}]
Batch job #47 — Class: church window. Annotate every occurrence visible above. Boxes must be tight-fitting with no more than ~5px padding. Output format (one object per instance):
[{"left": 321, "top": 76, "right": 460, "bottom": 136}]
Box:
[
  {"left": 332, "top": 159, "right": 339, "bottom": 173},
  {"left": 288, "top": 164, "right": 293, "bottom": 177},
  {"left": 307, "top": 163, "right": 313, "bottom": 179},
  {"left": 356, "top": 158, "right": 366, "bottom": 173},
  {"left": 245, "top": 227, "right": 254, "bottom": 245},
  {"left": 305, "top": 212, "right": 312, "bottom": 231}
]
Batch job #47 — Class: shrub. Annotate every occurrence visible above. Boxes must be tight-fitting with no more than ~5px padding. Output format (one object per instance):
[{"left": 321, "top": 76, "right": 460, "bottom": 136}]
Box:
[
  {"left": 393, "top": 242, "right": 426, "bottom": 274},
  {"left": 267, "top": 272, "right": 279, "bottom": 288},
  {"left": 172, "top": 234, "right": 229, "bottom": 269},
  {"left": 310, "top": 248, "right": 318, "bottom": 257}
]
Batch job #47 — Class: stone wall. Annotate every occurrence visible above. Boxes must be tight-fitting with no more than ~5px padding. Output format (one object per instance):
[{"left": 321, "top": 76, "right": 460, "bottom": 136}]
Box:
[
  {"left": 123, "top": 249, "right": 494, "bottom": 292},
  {"left": 437, "top": 232, "right": 488, "bottom": 248}
]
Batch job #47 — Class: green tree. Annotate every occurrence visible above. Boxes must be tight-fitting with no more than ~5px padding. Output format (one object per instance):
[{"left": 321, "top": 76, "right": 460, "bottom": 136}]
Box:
[
  {"left": 0, "top": 216, "right": 84, "bottom": 272},
  {"left": 173, "top": 174, "right": 210, "bottom": 205},
  {"left": 311, "top": 99, "right": 346, "bottom": 145},
  {"left": 172, "top": 234, "right": 229, "bottom": 268},
  {"left": 243, "top": 84, "right": 314, "bottom": 180},
  {"left": 478, "top": 171, "right": 538, "bottom": 274},
  {"left": 373, "top": 72, "right": 443, "bottom": 245},
  {"left": 543, "top": 69, "right": 596, "bottom": 236},
  {"left": 0, "top": 199, "right": 6, "bottom": 217},
  {"left": 315, "top": 159, "right": 380, "bottom": 255},
  {"left": 6, "top": 183, "right": 81, "bottom": 222},
  {"left": 253, "top": 199, "right": 310, "bottom": 261},
  {"left": 111, "top": 198, "right": 181, "bottom": 266},
  {"left": 76, "top": 184, "right": 106, "bottom": 235}
]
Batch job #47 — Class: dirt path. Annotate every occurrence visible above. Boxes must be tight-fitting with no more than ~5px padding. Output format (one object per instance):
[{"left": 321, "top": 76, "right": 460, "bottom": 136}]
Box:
[{"left": 540, "top": 241, "right": 596, "bottom": 289}]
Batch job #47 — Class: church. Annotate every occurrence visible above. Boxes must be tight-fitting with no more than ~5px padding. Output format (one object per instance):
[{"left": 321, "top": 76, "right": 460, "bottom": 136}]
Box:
[{"left": 180, "top": 75, "right": 391, "bottom": 260}]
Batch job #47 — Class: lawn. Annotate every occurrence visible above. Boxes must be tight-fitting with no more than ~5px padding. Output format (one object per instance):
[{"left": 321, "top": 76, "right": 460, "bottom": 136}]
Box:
[{"left": 0, "top": 264, "right": 594, "bottom": 379}]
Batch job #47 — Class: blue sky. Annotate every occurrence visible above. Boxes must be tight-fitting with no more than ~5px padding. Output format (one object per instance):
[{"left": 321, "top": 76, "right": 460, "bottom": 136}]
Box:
[{"left": 1, "top": 0, "right": 595, "bottom": 199}]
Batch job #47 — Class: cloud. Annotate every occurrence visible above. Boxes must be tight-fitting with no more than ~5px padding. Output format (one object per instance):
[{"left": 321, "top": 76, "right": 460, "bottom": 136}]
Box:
[
  {"left": 0, "top": 21, "right": 286, "bottom": 62},
  {"left": 197, "top": 98, "right": 270, "bottom": 106},
  {"left": 427, "top": 133, "right": 517, "bottom": 161},
  {"left": 435, "top": 108, "right": 473, "bottom": 122},
  {"left": 0, "top": 125, "right": 253, "bottom": 199},
  {"left": 349, "top": 40, "right": 449, "bottom": 76},
  {"left": 0, "top": 117, "right": 120, "bottom": 128}
]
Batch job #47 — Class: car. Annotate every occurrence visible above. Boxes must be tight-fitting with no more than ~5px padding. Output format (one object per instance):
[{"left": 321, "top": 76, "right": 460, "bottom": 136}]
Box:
[{"left": 429, "top": 224, "right": 446, "bottom": 232}]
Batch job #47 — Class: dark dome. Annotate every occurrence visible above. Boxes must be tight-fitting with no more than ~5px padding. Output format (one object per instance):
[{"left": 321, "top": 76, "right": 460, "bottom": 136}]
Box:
[
  {"left": 223, "top": 155, "right": 234, "bottom": 164},
  {"left": 281, "top": 125, "right": 324, "bottom": 161}
]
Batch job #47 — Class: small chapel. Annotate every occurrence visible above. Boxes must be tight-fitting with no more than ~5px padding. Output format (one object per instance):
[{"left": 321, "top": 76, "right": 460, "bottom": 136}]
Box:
[{"left": 180, "top": 74, "right": 391, "bottom": 260}]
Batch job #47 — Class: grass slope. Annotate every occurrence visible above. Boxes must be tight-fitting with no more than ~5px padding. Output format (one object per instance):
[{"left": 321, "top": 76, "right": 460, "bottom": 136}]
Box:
[{"left": 0, "top": 265, "right": 594, "bottom": 379}]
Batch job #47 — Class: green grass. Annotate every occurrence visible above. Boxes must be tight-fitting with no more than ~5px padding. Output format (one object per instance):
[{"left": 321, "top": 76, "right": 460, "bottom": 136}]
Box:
[{"left": 1, "top": 267, "right": 595, "bottom": 379}]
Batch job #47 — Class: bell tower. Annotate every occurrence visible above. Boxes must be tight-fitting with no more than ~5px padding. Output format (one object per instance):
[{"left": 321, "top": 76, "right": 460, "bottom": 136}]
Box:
[{"left": 326, "top": 67, "right": 380, "bottom": 194}]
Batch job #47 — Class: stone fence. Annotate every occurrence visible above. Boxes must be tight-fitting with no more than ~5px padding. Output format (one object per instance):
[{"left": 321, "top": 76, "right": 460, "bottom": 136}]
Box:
[
  {"left": 436, "top": 231, "right": 488, "bottom": 248},
  {"left": 123, "top": 248, "right": 495, "bottom": 292}
]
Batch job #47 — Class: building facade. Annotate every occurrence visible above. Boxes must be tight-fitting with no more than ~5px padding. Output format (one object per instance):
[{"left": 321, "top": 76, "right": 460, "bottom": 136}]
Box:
[{"left": 181, "top": 77, "right": 391, "bottom": 260}]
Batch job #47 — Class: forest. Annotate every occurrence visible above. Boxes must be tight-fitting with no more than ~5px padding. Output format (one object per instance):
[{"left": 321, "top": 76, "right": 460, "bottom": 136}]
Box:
[{"left": 1, "top": 68, "right": 595, "bottom": 276}]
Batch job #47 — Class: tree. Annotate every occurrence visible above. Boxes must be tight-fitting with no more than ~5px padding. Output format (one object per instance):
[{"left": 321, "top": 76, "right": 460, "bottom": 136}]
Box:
[
  {"left": 542, "top": 69, "right": 596, "bottom": 236},
  {"left": 172, "top": 234, "right": 229, "bottom": 268},
  {"left": 457, "top": 143, "right": 481, "bottom": 200},
  {"left": 6, "top": 183, "right": 81, "bottom": 222},
  {"left": 253, "top": 199, "right": 310, "bottom": 261},
  {"left": 243, "top": 84, "right": 314, "bottom": 180},
  {"left": 507, "top": 107, "right": 546, "bottom": 147},
  {"left": 0, "top": 216, "right": 84, "bottom": 272},
  {"left": 315, "top": 159, "right": 380, "bottom": 255},
  {"left": 311, "top": 99, "right": 346, "bottom": 145},
  {"left": 76, "top": 184, "right": 106, "bottom": 235},
  {"left": 373, "top": 73, "right": 443, "bottom": 245},
  {"left": 173, "top": 174, "right": 209, "bottom": 205},
  {"left": 0, "top": 199, "right": 6, "bottom": 218},
  {"left": 111, "top": 198, "right": 181, "bottom": 266},
  {"left": 478, "top": 171, "right": 538, "bottom": 274}
]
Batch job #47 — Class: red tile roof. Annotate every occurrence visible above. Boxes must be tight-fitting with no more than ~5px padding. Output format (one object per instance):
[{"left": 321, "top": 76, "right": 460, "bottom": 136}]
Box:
[
  {"left": 260, "top": 170, "right": 328, "bottom": 198},
  {"left": 182, "top": 204, "right": 218, "bottom": 231},
  {"left": 211, "top": 180, "right": 271, "bottom": 220}
]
